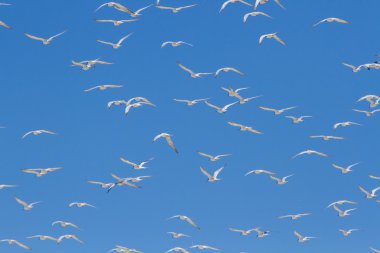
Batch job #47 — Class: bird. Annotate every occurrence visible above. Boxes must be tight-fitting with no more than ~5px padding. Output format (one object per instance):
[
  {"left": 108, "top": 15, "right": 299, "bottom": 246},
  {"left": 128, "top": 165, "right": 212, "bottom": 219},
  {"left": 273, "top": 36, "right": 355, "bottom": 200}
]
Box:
[
  {"left": 153, "top": 133, "right": 178, "bottom": 154},
  {"left": 371, "top": 247, "right": 380, "bottom": 253},
  {"left": 71, "top": 59, "right": 113, "bottom": 71},
  {"left": 197, "top": 152, "right": 231, "bottom": 162},
  {"left": 52, "top": 220, "right": 80, "bottom": 229},
  {"left": 259, "top": 32, "right": 286, "bottom": 46},
  {"left": 221, "top": 87, "right": 248, "bottom": 99},
  {"left": 243, "top": 11, "right": 272, "bottom": 23},
  {"left": 258, "top": 106, "right": 296, "bottom": 115},
  {"left": 69, "top": 202, "right": 96, "bottom": 208},
  {"left": 359, "top": 185, "right": 380, "bottom": 199},
  {"left": 22, "top": 129, "right": 57, "bottom": 139},
  {"left": 27, "top": 235, "right": 58, "bottom": 242},
  {"left": 177, "top": 62, "right": 213, "bottom": 78},
  {"left": 107, "top": 100, "right": 129, "bottom": 108},
  {"left": 227, "top": 121, "right": 263, "bottom": 134},
  {"left": 313, "top": 17, "right": 349, "bottom": 27},
  {"left": 161, "top": 41, "right": 193, "bottom": 48},
  {"left": 110, "top": 174, "right": 141, "bottom": 189},
  {"left": 15, "top": 197, "right": 41, "bottom": 211},
  {"left": 332, "top": 204, "right": 356, "bottom": 217},
  {"left": 24, "top": 31, "right": 66, "bottom": 45},
  {"left": 254, "top": 0, "right": 285, "bottom": 10},
  {"left": 167, "top": 232, "right": 190, "bottom": 239},
  {"left": 0, "top": 184, "right": 17, "bottom": 190},
  {"left": 285, "top": 115, "right": 312, "bottom": 124},
  {"left": 357, "top": 94, "right": 380, "bottom": 107},
  {"left": 0, "top": 20, "right": 11, "bottom": 29},
  {"left": 204, "top": 101, "right": 238, "bottom": 113},
  {"left": 156, "top": 4, "right": 197, "bottom": 13},
  {"left": 215, "top": 67, "right": 244, "bottom": 76},
  {"left": 21, "top": 167, "right": 63, "bottom": 177},
  {"left": 190, "top": 245, "right": 220, "bottom": 251},
  {"left": 326, "top": 200, "right": 357, "bottom": 208},
  {"left": 95, "top": 19, "right": 138, "bottom": 26},
  {"left": 128, "top": 176, "right": 151, "bottom": 183},
  {"left": 369, "top": 175, "right": 380, "bottom": 180},
  {"left": 339, "top": 229, "right": 359, "bottom": 236},
  {"left": 87, "top": 181, "right": 115, "bottom": 189},
  {"left": 309, "top": 135, "right": 344, "bottom": 141},
  {"left": 342, "top": 63, "right": 362, "bottom": 73},
  {"left": 229, "top": 228, "right": 256, "bottom": 236},
  {"left": 96, "top": 2, "right": 152, "bottom": 17},
  {"left": 110, "top": 245, "right": 142, "bottom": 253},
  {"left": 168, "top": 215, "right": 200, "bottom": 229},
  {"left": 245, "top": 169, "right": 275, "bottom": 176},
  {"left": 294, "top": 230, "right": 316, "bottom": 243},
  {"left": 278, "top": 213, "right": 311, "bottom": 220},
  {"left": 269, "top": 174, "right": 293, "bottom": 185},
  {"left": 199, "top": 166, "right": 224, "bottom": 182},
  {"left": 124, "top": 102, "right": 155, "bottom": 116},
  {"left": 252, "top": 228, "right": 270, "bottom": 238},
  {"left": 238, "top": 96, "right": 262, "bottom": 104},
  {"left": 57, "top": 234, "right": 83, "bottom": 244},
  {"left": 174, "top": 98, "right": 209, "bottom": 106},
  {"left": 292, "top": 150, "right": 328, "bottom": 159},
  {"left": 84, "top": 85, "right": 123, "bottom": 92},
  {"left": 333, "top": 121, "right": 361, "bottom": 129},
  {"left": 120, "top": 157, "right": 153, "bottom": 170},
  {"left": 165, "top": 247, "right": 190, "bottom": 253},
  {"left": 0, "top": 239, "right": 32, "bottom": 251},
  {"left": 353, "top": 109, "right": 380, "bottom": 117},
  {"left": 332, "top": 163, "right": 360, "bottom": 174},
  {"left": 220, "top": 0, "right": 252, "bottom": 13},
  {"left": 97, "top": 33, "right": 133, "bottom": 49}
]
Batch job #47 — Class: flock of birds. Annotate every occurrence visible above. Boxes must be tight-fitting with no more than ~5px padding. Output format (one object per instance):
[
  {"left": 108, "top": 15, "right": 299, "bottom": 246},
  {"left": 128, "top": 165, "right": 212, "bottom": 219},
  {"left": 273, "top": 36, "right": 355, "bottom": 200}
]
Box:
[{"left": 1, "top": 0, "right": 380, "bottom": 253}]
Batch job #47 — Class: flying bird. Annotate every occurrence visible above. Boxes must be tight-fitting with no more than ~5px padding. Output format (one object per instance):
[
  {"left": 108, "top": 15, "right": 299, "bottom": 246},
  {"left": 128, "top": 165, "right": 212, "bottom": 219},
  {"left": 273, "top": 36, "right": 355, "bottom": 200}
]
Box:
[
  {"left": 177, "top": 62, "right": 213, "bottom": 78},
  {"left": 285, "top": 115, "right": 312, "bottom": 124},
  {"left": 96, "top": 19, "right": 138, "bottom": 26},
  {"left": 167, "top": 232, "right": 190, "bottom": 239},
  {"left": 254, "top": 0, "right": 285, "bottom": 10},
  {"left": 353, "top": 109, "right": 380, "bottom": 117},
  {"left": 359, "top": 185, "right": 380, "bottom": 199},
  {"left": 227, "top": 121, "right": 263, "bottom": 134},
  {"left": 197, "top": 152, "right": 231, "bottom": 162},
  {"left": 259, "top": 106, "right": 296, "bottom": 115},
  {"left": 97, "top": 33, "right": 132, "bottom": 49},
  {"left": 24, "top": 31, "right": 66, "bottom": 45},
  {"left": 200, "top": 166, "right": 224, "bottom": 182},
  {"left": 292, "top": 149, "right": 328, "bottom": 159},
  {"left": 221, "top": 87, "right": 248, "bottom": 99},
  {"left": 259, "top": 32, "right": 286, "bottom": 46},
  {"left": 333, "top": 121, "right": 361, "bottom": 129},
  {"left": 0, "top": 239, "right": 31, "bottom": 251},
  {"left": 243, "top": 11, "right": 272, "bottom": 23},
  {"left": 215, "top": 67, "right": 244, "bottom": 76},
  {"left": 294, "top": 230, "right": 316, "bottom": 243},
  {"left": 279, "top": 213, "right": 311, "bottom": 220},
  {"left": 313, "top": 17, "right": 349, "bottom": 27},
  {"left": 153, "top": 133, "right": 178, "bottom": 154},
  {"left": 174, "top": 98, "right": 209, "bottom": 106},
  {"left": 332, "top": 204, "right": 356, "bottom": 217},
  {"left": 27, "top": 235, "right": 57, "bottom": 242},
  {"left": 204, "top": 101, "right": 238, "bottom": 114},
  {"left": 229, "top": 228, "right": 256, "bottom": 236},
  {"left": 342, "top": 63, "right": 362, "bottom": 73},
  {"left": 96, "top": 2, "right": 152, "bottom": 17},
  {"left": 120, "top": 157, "right": 153, "bottom": 170},
  {"left": 339, "top": 229, "right": 359, "bottom": 236},
  {"left": 161, "top": 41, "right": 193, "bottom": 48},
  {"left": 168, "top": 215, "right": 200, "bottom": 229},
  {"left": 309, "top": 135, "right": 344, "bottom": 141},
  {"left": 52, "top": 220, "right": 80, "bottom": 229},
  {"left": 220, "top": 0, "right": 252, "bottom": 13},
  {"left": 84, "top": 85, "right": 123, "bottom": 92},
  {"left": 156, "top": 4, "right": 197, "bottom": 13},
  {"left": 87, "top": 181, "right": 115, "bottom": 190},
  {"left": 269, "top": 174, "right": 293, "bottom": 185},
  {"left": 327, "top": 200, "right": 357, "bottom": 208},
  {"left": 57, "top": 234, "right": 83, "bottom": 244},
  {"left": 22, "top": 129, "right": 57, "bottom": 139},
  {"left": 69, "top": 202, "right": 96, "bottom": 208},
  {"left": 165, "top": 247, "right": 190, "bottom": 253},
  {"left": 15, "top": 197, "right": 41, "bottom": 211},
  {"left": 245, "top": 169, "right": 275, "bottom": 176},
  {"left": 21, "top": 167, "right": 63, "bottom": 177},
  {"left": 332, "top": 163, "right": 360, "bottom": 174}
]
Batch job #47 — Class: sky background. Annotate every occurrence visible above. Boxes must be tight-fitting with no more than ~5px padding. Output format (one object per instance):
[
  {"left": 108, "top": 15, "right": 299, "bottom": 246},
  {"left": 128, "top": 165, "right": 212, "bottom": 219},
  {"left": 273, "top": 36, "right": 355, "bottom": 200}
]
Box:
[{"left": 1, "top": 0, "right": 380, "bottom": 252}]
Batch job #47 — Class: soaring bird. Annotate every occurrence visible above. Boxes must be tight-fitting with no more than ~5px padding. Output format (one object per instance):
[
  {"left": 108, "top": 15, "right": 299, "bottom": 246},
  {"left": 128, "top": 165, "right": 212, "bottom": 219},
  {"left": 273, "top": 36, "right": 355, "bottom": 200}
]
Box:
[
  {"left": 96, "top": 2, "right": 152, "bottom": 17},
  {"left": 153, "top": 133, "right": 178, "bottom": 154},
  {"left": 174, "top": 98, "right": 209, "bottom": 106},
  {"left": 215, "top": 67, "right": 244, "bottom": 76},
  {"left": 22, "top": 167, "right": 63, "bottom": 177},
  {"left": 359, "top": 185, "right": 380, "bottom": 199},
  {"left": 259, "top": 32, "right": 286, "bottom": 46},
  {"left": 353, "top": 109, "right": 380, "bottom": 117},
  {"left": 165, "top": 247, "right": 190, "bottom": 253},
  {"left": 84, "top": 85, "right": 123, "bottom": 92},
  {"left": 0, "top": 184, "right": 17, "bottom": 190},
  {"left": 87, "top": 181, "right": 115, "bottom": 190},
  {"left": 278, "top": 213, "right": 311, "bottom": 220},
  {"left": 71, "top": 58, "right": 113, "bottom": 71},
  {"left": 27, "top": 235, "right": 58, "bottom": 242},
  {"left": 177, "top": 62, "right": 213, "bottom": 78},
  {"left": 243, "top": 11, "right": 272, "bottom": 23},
  {"left": 332, "top": 205, "right": 356, "bottom": 217},
  {"left": 333, "top": 121, "right": 361, "bottom": 129},
  {"left": 229, "top": 228, "right": 256, "bottom": 236},
  {"left": 156, "top": 4, "right": 197, "bottom": 13},
  {"left": 254, "top": 0, "right": 285, "bottom": 10},
  {"left": 326, "top": 200, "right": 357, "bottom": 208},
  {"left": 24, "top": 30, "right": 66, "bottom": 45},
  {"left": 200, "top": 166, "right": 224, "bottom": 182},
  {"left": 227, "top": 121, "right": 263, "bottom": 134},
  {"left": 0, "top": 21, "right": 11, "bottom": 29},
  {"left": 0, "top": 239, "right": 31, "bottom": 251},
  {"left": 22, "top": 129, "right": 57, "bottom": 139},
  {"left": 15, "top": 197, "right": 41, "bottom": 211},
  {"left": 313, "top": 17, "right": 349, "bottom": 27},
  {"left": 69, "top": 202, "right": 96, "bottom": 208},
  {"left": 167, "top": 232, "right": 190, "bottom": 239},
  {"left": 52, "top": 220, "right": 80, "bottom": 229},
  {"left": 97, "top": 33, "right": 132, "bottom": 49},
  {"left": 221, "top": 87, "right": 248, "bottom": 99},
  {"left": 332, "top": 163, "right": 360, "bottom": 174},
  {"left": 190, "top": 245, "right": 220, "bottom": 251},
  {"left": 259, "top": 106, "right": 296, "bottom": 115},
  {"left": 342, "top": 62, "right": 362, "bottom": 72},
  {"left": 120, "top": 157, "right": 153, "bottom": 170},
  {"left": 169, "top": 215, "right": 200, "bottom": 229},
  {"left": 269, "top": 174, "right": 293, "bottom": 185},
  {"left": 197, "top": 152, "right": 231, "bottom": 162},
  {"left": 162, "top": 41, "right": 193, "bottom": 48},
  {"left": 220, "top": 0, "right": 252, "bottom": 13},
  {"left": 292, "top": 149, "right": 328, "bottom": 159},
  {"left": 309, "top": 135, "right": 344, "bottom": 141},
  {"left": 285, "top": 115, "right": 312, "bottom": 124},
  {"left": 111, "top": 174, "right": 141, "bottom": 189},
  {"left": 339, "top": 229, "right": 359, "bottom": 236},
  {"left": 294, "top": 230, "right": 316, "bottom": 243},
  {"left": 96, "top": 19, "right": 138, "bottom": 26},
  {"left": 245, "top": 169, "right": 275, "bottom": 176},
  {"left": 204, "top": 101, "right": 238, "bottom": 113},
  {"left": 57, "top": 234, "right": 83, "bottom": 244},
  {"left": 252, "top": 228, "right": 270, "bottom": 238}
]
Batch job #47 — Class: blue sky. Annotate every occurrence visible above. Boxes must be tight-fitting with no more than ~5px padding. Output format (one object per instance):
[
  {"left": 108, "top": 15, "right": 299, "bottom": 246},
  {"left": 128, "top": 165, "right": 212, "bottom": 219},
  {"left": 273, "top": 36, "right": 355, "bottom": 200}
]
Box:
[{"left": 1, "top": 0, "right": 380, "bottom": 252}]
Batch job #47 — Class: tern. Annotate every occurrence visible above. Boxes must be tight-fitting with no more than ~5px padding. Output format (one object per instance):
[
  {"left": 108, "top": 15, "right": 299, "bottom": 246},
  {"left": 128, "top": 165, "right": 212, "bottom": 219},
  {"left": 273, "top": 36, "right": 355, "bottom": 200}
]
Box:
[
  {"left": 238, "top": 95, "right": 262, "bottom": 104},
  {"left": 0, "top": 239, "right": 31, "bottom": 251},
  {"left": 292, "top": 149, "right": 328, "bottom": 159},
  {"left": 200, "top": 166, "right": 224, "bottom": 182},
  {"left": 87, "top": 181, "right": 115, "bottom": 189},
  {"left": 97, "top": 33, "right": 132, "bottom": 49},
  {"left": 71, "top": 59, "right": 113, "bottom": 71},
  {"left": 342, "top": 63, "right": 362, "bottom": 73},
  {"left": 177, "top": 62, "right": 213, "bottom": 78},
  {"left": 278, "top": 213, "right": 311, "bottom": 220},
  {"left": 339, "top": 229, "right": 359, "bottom": 236},
  {"left": 174, "top": 98, "right": 209, "bottom": 106},
  {"left": 229, "top": 228, "right": 256, "bottom": 236},
  {"left": 254, "top": 0, "right": 285, "bottom": 10},
  {"left": 259, "top": 106, "right": 296, "bottom": 115},
  {"left": 22, "top": 167, "right": 63, "bottom": 177},
  {"left": 69, "top": 202, "right": 96, "bottom": 208},
  {"left": 27, "top": 235, "right": 57, "bottom": 241},
  {"left": 259, "top": 32, "right": 286, "bottom": 46},
  {"left": 57, "top": 234, "right": 83, "bottom": 244},
  {"left": 243, "top": 11, "right": 272, "bottom": 23},
  {"left": 52, "top": 220, "right": 80, "bottom": 229},
  {"left": 252, "top": 228, "right": 270, "bottom": 238},
  {"left": 269, "top": 174, "right": 293, "bottom": 185},
  {"left": 15, "top": 197, "right": 41, "bottom": 211},
  {"left": 153, "top": 133, "right": 178, "bottom": 154},
  {"left": 24, "top": 30, "right": 66, "bottom": 45},
  {"left": 204, "top": 101, "right": 238, "bottom": 113},
  {"left": 215, "top": 67, "right": 244, "bottom": 76},
  {"left": 245, "top": 169, "right": 275, "bottom": 176},
  {"left": 84, "top": 85, "right": 123, "bottom": 92},
  {"left": 96, "top": 2, "right": 152, "bottom": 17},
  {"left": 0, "top": 21, "right": 11, "bottom": 29},
  {"left": 227, "top": 121, "right": 263, "bottom": 134},
  {"left": 221, "top": 87, "right": 248, "bottom": 99},
  {"left": 353, "top": 109, "right": 380, "bottom": 117},
  {"left": 197, "top": 152, "right": 231, "bottom": 162},
  {"left": 167, "top": 232, "right": 190, "bottom": 239},
  {"left": 313, "top": 17, "right": 349, "bottom": 27},
  {"left": 156, "top": 4, "right": 197, "bottom": 13},
  {"left": 294, "top": 230, "right": 316, "bottom": 243},
  {"left": 120, "top": 157, "right": 153, "bottom": 170},
  {"left": 162, "top": 41, "right": 193, "bottom": 48},
  {"left": 359, "top": 185, "right": 380, "bottom": 199},
  {"left": 332, "top": 163, "right": 360, "bottom": 174},
  {"left": 22, "top": 129, "right": 57, "bottom": 139},
  {"left": 190, "top": 245, "right": 220, "bottom": 251},
  {"left": 220, "top": 0, "right": 252, "bottom": 13},
  {"left": 285, "top": 116, "right": 312, "bottom": 124},
  {"left": 327, "top": 200, "right": 357, "bottom": 208},
  {"left": 165, "top": 247, "right": 189, "bottom": 253},
  {"left": 332, "top": 205, "right": 356, "bottom": 217},
  {"left": 333, "top": 121, "right": 361, "bottom": 129},
  {"left": 168, "top": 215, "right": 200, "bottom": 229},
  {"left": 309, "top": 135, "right": 344, "bottom": 141},
  {"left": 96, "top": 19, "right": 138, "bottom": 26},
  {"left": 111, "top": 174, "right": 141, "bottom": 189}
]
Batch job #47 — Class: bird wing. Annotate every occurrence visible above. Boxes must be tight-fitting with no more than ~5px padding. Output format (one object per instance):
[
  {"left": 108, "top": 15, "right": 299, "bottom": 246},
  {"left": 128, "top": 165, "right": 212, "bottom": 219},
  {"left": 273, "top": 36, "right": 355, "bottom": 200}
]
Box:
[
  {"left": 222, "top": 101, "right": 238, "bottom": 110},
  {"left": 120, "top": 157, "right": 136, "bottom": 166},
  {"left": 97, "top": 40, "right": 115, "bottom": 46},
  {"left": 227, "top": 121, "right": 243, "bottom": 128},
  {"left": 274, "top": 0, "right": 285, "bottom": 9},
  {"left": 165, "top": 135, "right": 178, "bottom": 154},
  {"left": 177, "top": 62, "right": 194, "bottom": 75},
  {"left": 185, "top": 217, "right": 199, "bottom": 229},
  {"left": 259, "top": 106, "right": 276, "bottom": 112},
  {"left": 214, "top": 166, "right": 224, "bottom": 178},
  {"left": 200, "top": 166, "right": 212, "bottom": 179},
  {"left": 269, "top": 175, "right": 280, "bottom": 183},
  {"left": 48, "top": 30, "right": 66, "bottom": 41},
  {"left": 313, "top": 19, "right": 325, "bottom": 27},
  {"left": 15, "top": 197, "right": 28, "bottom": 207},
  {"left": 161, "top": 41, "right": 172, "bottom": 48},
  {"left": 197, "top": 152, "right": 213, "bottom": 159},
  {"left": 178, "top": 4, "right": 197, "bottom": 11},
  {"left": 135, "top": 4, "right": 153, "bottom": 14},
  {"left": 294, "top": 230, "right": 302, "bottom": 240},
  {"left": 220, "top": 0, "right": 232, "bottom": 12},
  {"left": 333, "top": 18, "right": 349, "bottom": 24},
  {"left": 24, "top": 33, "right": 45, "bottom": 42},
  {"left": 273, "top": 35, "right": 286, "bottom": 46},
  {"left": 14, "top": 241, "right": 31, "bottom": 251},
  {"left": 117, "top": 33, "right": 133, "bottom": 45},
  {"left": 258, "top": 34, "right": 267, "bottom": 44},
  {"left": 204, "top": 101, "right": 221, "bottom": 110},
  {"left": 247, "top": 127, "right": 262, "bottom": 134}
]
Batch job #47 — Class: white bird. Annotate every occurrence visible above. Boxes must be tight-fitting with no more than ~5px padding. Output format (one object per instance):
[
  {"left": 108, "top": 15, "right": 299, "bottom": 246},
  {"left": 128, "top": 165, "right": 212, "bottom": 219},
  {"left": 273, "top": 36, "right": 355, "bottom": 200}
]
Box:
[
  {"left": 96, "top": 19, "right": 138, "bottom": 26},
  {"left": 357, "top": 94, "right": 380, "bottom": 107},
  {"left": 269, "top": 174, "right": 293, "bottom": 185},
  {"left": 165, "top": 247, "right": 189, "bottom": 253},
  {"left": 120, "top": 157, "right": 153, "bottom": 170},
  {"left": 221, "top": 87, "right": 248, "bottom": 99},
  {"left": 252, "top": 228, "right": 270, "bottom": 238},
  {"left": 111, "top": 174, "right": 141, "bottom": 189},
  {"left": 174, "top": 98, "right": 209, "bottom": 106},
  {"left": 333, "top": 121, "right": 361, "bottom": 129},
  {"left": 339, "top": 229, "right": 359, "bottom": 236},
  {"left": 204, "top": 100, "right": 238, "bottom": 113},
  {"left": 0, "top": 239, "right": 32, "bottom": 251},
  {"left": 84, "top": 85, "right": 123, "bottom": 92},
  {"left": 259, "top": 32, "right": 286, "bottom": 46},
  {"left": 15, "top": 197, "right": 41, "bottom": 211},
  {"left": 161, "top": 41, "right": 193, "bottom": 48},
  {"left": 97, "top": 33, "right": 132, "bottom": 49},
  {"left": 229, "top": 228, "right": 256, "bottom": 236},
  {"left": 153, "top": 133, "right": 178, "bottom": 154},
  {"left": 128, "top": 176, "right": 151, "bottom": 183},
  {"left": 52, "top": 220, "right": 80, "bottom": 229},
  {"left": 21, "top": 167, "right": 63, "bottom": 177},
  {"left": 332, "top": 205, "right": 356, "bottom": 217},
  {"left": 245, "top": 169, "right": 275, "bottom": 176},
  {"left": 294, "top": 230, "right": 316, "bottom": 243},
  {"left": 369, "top": 175, "right": 380, "bottom": 180},
  {"left": 197, "top": 152, "right": 231, "bottom": 162},
  {"left": 87, "top": 181, "right": 115, "bottom": 189},
  {"left": 309, "top": 135, "right": 344, "bottom": 141},
  {"left": 177, "top": 62, "right": 213, "bottom": 78},
  {"left": 342, "top": 62, "right": 362, "bottom": 73},
  {"left": 22, "top": 129, "right": 57, "bottom": 139},
  {"left": 0, "top": 184, "right": 17, "bottom": 190},
  {"left": 167, "top": 232, "right": 190, "bottom": 239},
  {"left": 254, "top": 0, "right": 285, "bottom": 10},
  {"left": 292, "top": 149, "right": 328, "bottom": 159},
  {"left": 313, "top": 17, "right": 349, "bottom": 27},
  {"left": 238, "top": 95, "right": 262, "bottom": 104},
  {"left": 124, "top": 102, "right": 155, "bottom": 117},
  {"left": 327, "top": 200, "right": 357, "bottom": 208},
  {"left": 168, "top": 215, "right": 200, "bottom": 229},
  {"left": 227, "top": 121, "right": 263, "bottom": 134},
  {"left": 279, "top": 213, "right": 311, "bottom": 220},
  {"left": 0, "top": 20, "right": 11, "bottom": 29},
  {"left": 359, "top": 185, "right": 380, "bottom": 199},
  {"left": 259, "top": 106, "right": 296, "bottom": 115},
  {"left": 215, "top": 67, "right": 244, "bottom": 76},
  {"left": 200, "top": 166, "right": 224, "bottom": 182},
  {"left": 24, "top": 30, "right": 66, "bottom": 45},
  {"left": 220, "top": 0, "right": 252, "bottom": 13},
  {"left": 96, "top": 2, "right": 152, "bottom": 17},
  {"left": 27, "top": 235, "right": 58, "bottom": 242},
  {"left": 285, "top": 115, "right": 312, "bottom": 124},
  {"left": 156, "top": 4, "right": 197, "bottom": 13},
  {"left": 353, "top": 109, "right": 380, "bottom": 117},
  {"left": 107, "top": 100, "right": 128, "bottom": 108},
  {"left": 190, "top": 245, "right": 220, "bottom": 251},
  {"left": 243, "top": 11, "right": 272, "bottom": 23},
  {"left": 71, "top": 58, "right": 113, "bottom": 71},
  {"left": 57, "top": 234, "right": 83, "bottom": 244},
  {"left": 371, "top": 247, "right": 380, "bottom": 253},
  {"left": 332, "top": 163, "right": 360, "bottom": 174},
  {"left": 69, "top": 202, "right": 96, "bottom": 208}
]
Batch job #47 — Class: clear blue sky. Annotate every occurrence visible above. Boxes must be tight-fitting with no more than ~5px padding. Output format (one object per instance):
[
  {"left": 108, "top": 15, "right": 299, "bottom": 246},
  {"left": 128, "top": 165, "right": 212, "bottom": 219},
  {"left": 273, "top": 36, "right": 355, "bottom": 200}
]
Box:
[{"left": 1, "top": 0, "right": 380, "bottom": 252}]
